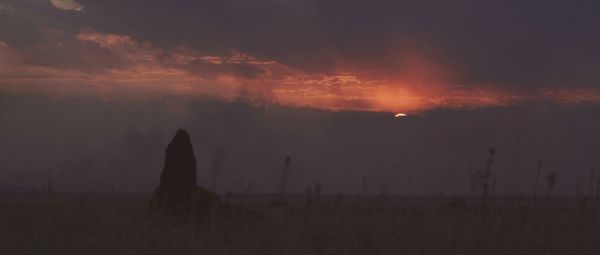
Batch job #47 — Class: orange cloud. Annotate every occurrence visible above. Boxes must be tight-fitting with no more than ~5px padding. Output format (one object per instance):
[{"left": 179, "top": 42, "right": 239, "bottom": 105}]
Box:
[
  {"left": 2, "top": 31, "right": 600, "bottom": 113},
  {"left": 541, "top": 88, "right": 600, "bottom": 104},
  {"left": 50, "top": 0, "right": 83, "bottom": 11}
]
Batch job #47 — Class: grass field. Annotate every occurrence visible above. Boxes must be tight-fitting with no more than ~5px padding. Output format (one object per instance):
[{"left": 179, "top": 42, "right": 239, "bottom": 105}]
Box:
[{"left": 1, "top": 193, "right": 600, "bottom": 255}]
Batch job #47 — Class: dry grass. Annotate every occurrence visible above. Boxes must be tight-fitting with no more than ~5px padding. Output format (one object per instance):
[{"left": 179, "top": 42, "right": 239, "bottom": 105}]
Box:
[{"left": 1, "top": 193, "right": 600, "bottom": 255}]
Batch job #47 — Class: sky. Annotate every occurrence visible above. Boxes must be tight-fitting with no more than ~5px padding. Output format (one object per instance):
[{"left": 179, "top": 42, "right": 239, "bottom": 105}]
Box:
[{"left": 1, "top": 0, "right": 600, "bottom": 195}]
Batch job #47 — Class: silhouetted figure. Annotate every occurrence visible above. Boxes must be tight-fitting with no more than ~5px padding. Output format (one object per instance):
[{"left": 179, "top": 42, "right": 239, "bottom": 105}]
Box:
[
  {"left": 149, "top": 129, "right": 221, "bottom": 219},
  {"left": 149, "top": 129, "right": 261, "bottom": 223}
]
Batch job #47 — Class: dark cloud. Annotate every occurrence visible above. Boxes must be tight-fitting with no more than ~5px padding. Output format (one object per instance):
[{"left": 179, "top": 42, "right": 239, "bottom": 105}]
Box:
[
  {"left": 0, "top": 2, "right": 43, "bottom": 46},
  {"left": 173, "top": 60, "right": 265, "bottom": 80},
  {"left": 0, "top": 1, "right": 124, "bottom": 72},
  {"left": 19, "top": 29, "right": 126, "bottom": 72},
  {"left": 69, "top": 0, "right": 600, "bottom": 86},
  {"left": 0, "top": 0, "right": 84, "bottom": 45},
  {"left": 2, "top": 0, "right": 599, "bottom": 86},
  {"left": 75, "top": 0, "right": 332, "bottom": 72}
]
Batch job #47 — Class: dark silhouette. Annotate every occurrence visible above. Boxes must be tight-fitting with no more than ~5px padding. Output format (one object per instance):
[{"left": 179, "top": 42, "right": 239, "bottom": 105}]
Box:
[
  {"left": 149, "top": 129, "right": 221, "bottom": 219},
  {"left": 149, "top": 129, "right": 261, "bottom": 222}
]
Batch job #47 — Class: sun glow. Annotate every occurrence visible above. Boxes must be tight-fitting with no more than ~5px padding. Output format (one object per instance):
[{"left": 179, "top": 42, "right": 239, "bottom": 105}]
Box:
[{"left": 3, "top": 31, "right": 597, "bottom": 114}]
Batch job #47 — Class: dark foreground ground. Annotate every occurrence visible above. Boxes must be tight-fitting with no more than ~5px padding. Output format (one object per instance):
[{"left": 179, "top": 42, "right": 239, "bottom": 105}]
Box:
[{"left": 1, "top": 193, "right": 600, "bottom": 255}]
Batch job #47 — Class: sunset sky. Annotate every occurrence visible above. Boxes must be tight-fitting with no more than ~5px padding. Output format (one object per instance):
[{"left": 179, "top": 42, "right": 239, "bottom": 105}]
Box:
[
  {"left": 2, "top": 0, "right": 599, "bottom": 113},
  {"left": 1, "top": 0, "right": 600, "bottom": 195}
]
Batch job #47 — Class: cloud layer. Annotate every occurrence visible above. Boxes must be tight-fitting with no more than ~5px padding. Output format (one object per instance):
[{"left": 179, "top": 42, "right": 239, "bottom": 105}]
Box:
[
  {"left": 1, "top": 0, "right": 600, "bottom": 112},
  {"left": 50, "top": 0, "right": 83, "bottom": 11}
]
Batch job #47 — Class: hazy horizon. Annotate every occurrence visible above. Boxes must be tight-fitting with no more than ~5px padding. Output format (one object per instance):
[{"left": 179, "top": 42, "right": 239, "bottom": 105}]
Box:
[{"left": 2, "top": 90, "right": 599, "bottom": 196}]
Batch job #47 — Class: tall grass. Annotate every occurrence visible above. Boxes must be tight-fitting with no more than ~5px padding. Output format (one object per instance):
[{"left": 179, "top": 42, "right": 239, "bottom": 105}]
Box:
[
  {"left": 534, "top": 160, "right": 543, "bottom": 197},
  {"left": 210, "top": 147, "right": 226, "bottom": 192},
  {"left": 546, "top": 173, "right": 557, "bottom": 198},
  {"left": 475, "top": 147, "right": 496, "bottom": 210},
  {"left": 278, "top": 156, "right": 292, "bottom": 197},
  {"left": 2, "top": 193, "right": 600, "bottom": 255}
]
